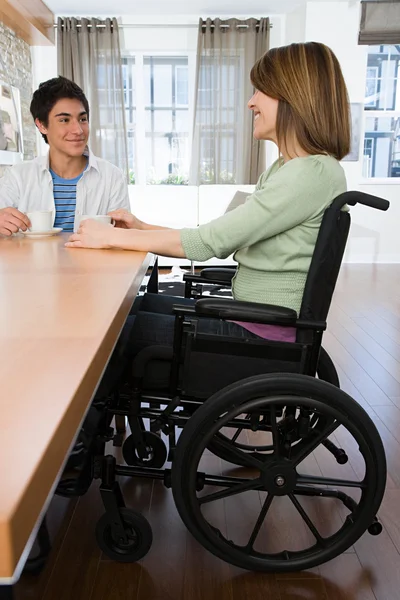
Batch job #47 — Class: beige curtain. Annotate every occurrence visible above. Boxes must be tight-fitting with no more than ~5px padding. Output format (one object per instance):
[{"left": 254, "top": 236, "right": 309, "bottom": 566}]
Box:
[
  {"left": 359, "top": 0, "right": 400, "bottom": 44},
  {"left": 190, "top": 18, "right": 269, "bottom": 185},
  {"left": 57, "top": 17, "right": 128, "bottom": 179}
]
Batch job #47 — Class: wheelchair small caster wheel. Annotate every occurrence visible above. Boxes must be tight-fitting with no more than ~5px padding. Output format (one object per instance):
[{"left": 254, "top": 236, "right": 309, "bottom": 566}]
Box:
[
  {"left": 122, "top": 431, "right": 167, "bottom": 468},
  {"left": 95, "top": 508, "right": 153, "bottom": 562},
  {"left": 368, "top": 520, "right": 383, "bottom": 536}
]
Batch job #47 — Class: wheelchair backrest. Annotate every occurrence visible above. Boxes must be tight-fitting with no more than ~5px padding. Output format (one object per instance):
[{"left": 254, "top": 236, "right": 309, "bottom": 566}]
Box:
[
  {"left": 298, "top": 203, "right": 350, "bottom": 324},
  {"left": 298, "top": 190, "right": 389, "bottom": 329}
]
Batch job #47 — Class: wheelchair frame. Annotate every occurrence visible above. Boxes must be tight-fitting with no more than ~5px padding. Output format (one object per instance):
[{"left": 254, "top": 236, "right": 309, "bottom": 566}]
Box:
[{"left": 63, "top": 191, "right": 390, "bottom": 572}]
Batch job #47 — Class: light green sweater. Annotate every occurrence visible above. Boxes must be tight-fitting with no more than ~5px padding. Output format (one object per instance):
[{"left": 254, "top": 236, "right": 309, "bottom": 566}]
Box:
[{"left": 180, "top": 155, "right": 347, "bottom": 313}]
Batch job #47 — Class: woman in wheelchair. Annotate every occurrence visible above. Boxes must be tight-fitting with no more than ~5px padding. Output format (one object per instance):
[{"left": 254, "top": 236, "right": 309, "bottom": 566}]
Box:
[
  {"left": 62, "top": 42, "right": 389, "bottom": 574},
  {"left": 66, "top": 41, "right": 349, "bottom": 353}
]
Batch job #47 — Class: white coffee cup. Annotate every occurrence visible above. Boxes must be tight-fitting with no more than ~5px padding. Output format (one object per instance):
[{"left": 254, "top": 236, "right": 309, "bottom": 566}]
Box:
[
  {"left": 80, "top": 215, "right": 112, "bottom": 225},
  {"left": 27, "top": 211, "right": 53, "bottom": 232}
]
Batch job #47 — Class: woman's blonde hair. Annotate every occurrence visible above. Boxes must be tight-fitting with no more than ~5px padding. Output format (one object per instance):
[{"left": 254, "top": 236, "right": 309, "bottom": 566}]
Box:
[{"left": 250, "top": 42, "right": 350, "bottom": 160}]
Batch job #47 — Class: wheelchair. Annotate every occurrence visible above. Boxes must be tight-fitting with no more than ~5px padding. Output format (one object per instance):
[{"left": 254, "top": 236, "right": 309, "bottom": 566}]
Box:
[{"left": 79, "top": 191, "right": 390, "bottom": 573}]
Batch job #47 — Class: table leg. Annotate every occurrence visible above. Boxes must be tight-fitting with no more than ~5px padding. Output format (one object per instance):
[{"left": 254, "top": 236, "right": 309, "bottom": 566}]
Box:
[
  {"left": 115, "top": 414, "right": 127, "bottom": 435},
  {"left": 0, "top": 585, "right": 14, "bottom": 599},
  {"left": 147, "top": 257, "right": 159, "bottom": 293}
]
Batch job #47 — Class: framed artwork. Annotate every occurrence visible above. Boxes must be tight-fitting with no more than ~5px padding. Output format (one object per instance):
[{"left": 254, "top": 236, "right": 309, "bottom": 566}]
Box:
[
  {"left": 343, "top": 102, "right": 363, "bottom": 162},
  {"left": 0, "top": 82, "right": 23, "bottom": 165}
]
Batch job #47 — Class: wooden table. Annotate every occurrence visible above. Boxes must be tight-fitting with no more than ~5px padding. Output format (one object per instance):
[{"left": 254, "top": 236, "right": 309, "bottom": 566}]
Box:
[{"left": 0, "top": 233, "right": 152, "bottom": 594}]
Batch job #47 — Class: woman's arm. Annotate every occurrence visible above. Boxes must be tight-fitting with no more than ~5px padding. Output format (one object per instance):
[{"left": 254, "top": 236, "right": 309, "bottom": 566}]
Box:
[
  {"left": 110, "top": 227, "right": 185, "bottom": 257},
  {"left": 65, "top": 220, "right": 186, "bottom": 257}
]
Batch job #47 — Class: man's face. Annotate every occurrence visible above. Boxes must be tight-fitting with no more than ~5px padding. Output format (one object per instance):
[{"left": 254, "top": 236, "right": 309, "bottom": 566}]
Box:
[{"left": 36, "top": 97, "right": 89, "bottom": 157}]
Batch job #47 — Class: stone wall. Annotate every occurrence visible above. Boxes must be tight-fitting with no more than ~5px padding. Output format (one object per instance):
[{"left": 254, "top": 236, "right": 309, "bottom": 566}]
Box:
[{"left": 0, "top": 21, "right": 36, "bottom": 176}]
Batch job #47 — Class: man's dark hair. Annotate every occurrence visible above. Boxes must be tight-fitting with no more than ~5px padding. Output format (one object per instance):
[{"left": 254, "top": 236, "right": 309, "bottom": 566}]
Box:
[{"left": 30, "top": 76, "right": 90, "bottom": 144}]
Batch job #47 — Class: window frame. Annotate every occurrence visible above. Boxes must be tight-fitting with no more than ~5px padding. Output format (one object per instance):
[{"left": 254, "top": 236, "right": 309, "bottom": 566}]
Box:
[{"left": 121, "top": 50, "right": 196, "bottom": 185}]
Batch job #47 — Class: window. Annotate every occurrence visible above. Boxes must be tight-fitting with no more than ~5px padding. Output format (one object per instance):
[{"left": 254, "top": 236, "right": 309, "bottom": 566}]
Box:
[
  {"left": 363, "top": 45, "right": 400, "bottom": 178},
  {"left": 122, "top": 54, "right": 190, "bottom": 185},
  {"left": 144, "top": 57, "right": 189, "bottom": 184},
  {"left": 175, "top": 65, "right": 189, "bottom": 106}
]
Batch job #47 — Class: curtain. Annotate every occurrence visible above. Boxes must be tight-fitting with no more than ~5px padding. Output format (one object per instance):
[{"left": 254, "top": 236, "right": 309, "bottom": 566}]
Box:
[
  {"left": 189, "top": 17, "right": 269, "bottom": 185},
  {"left": 359, "top": 0, "right": 400, "bottom": 45},
  {"left": 57, "top": 17, "right": 128, "bottom": 180}
]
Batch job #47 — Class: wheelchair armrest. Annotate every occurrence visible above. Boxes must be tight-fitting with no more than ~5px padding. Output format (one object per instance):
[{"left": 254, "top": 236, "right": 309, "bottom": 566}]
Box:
[
  {"left": 194, "top": 297, "right": 297, "bottom": 326},
  {"left": 183, "top": 270, "right": 234, "bottom": 287},
  {"left": 199, "top": 267, "right": 235, "bottom": 284},
  {"left": 173, "top": 304, "right": 196, "bottom": 315}
]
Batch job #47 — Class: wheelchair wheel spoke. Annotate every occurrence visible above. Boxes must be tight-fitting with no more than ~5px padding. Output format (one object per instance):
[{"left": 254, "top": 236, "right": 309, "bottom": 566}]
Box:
[
  {"left": 244, "top": 493, "right": 274, "bottom": 552},
  {"left": 198, "top": 478, "right": 263, "bottom": 505},
  {"left": 231, "top": 428, "right": 242, "bottom": 443},
  {"left": 288, "top": 494, "right": 325, "bottom": 546},
  {"left": 270, "top": 405, "right": 281, "bottom": 458},
  {"left": 217, "top": 442, "right": 265, "bottom": 469},
  {"left": 296, "top": 474, "right": 367, "bottom": 489},
  {"left": 292, "top": 419, "right": 339, "bottom": 466}
]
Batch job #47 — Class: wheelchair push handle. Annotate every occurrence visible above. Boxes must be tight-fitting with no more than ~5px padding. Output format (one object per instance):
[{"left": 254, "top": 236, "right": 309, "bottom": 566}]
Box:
[{"left": 332, "top": 191, "right": 390, "bottom": 212}]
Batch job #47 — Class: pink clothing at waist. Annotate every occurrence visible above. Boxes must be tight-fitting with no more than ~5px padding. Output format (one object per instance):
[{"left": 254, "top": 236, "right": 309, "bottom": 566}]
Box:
[{"left": 232, "top": 321, "right": 297, "bottom": 342}]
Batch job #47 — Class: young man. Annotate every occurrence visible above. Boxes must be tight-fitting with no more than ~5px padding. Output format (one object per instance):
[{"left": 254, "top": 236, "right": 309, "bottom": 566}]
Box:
[{"left": 0, "top": 76, "right": 130, "bottom": 236}]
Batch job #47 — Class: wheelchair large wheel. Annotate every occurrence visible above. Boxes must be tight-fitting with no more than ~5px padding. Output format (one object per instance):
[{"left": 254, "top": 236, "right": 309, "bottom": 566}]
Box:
[
  {"left": 207, "top": 347, "right": 339, "bottom": 466},
  {"left": 171, "top": 374, "right": 386, "bottom": 572}
]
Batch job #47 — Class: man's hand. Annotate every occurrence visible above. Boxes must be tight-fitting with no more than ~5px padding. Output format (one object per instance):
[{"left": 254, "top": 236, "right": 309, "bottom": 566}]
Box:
[
  {"left": 0, "top": 208, "right": 31, "bottom": 236},
  {"left": 65, "top": 218, "right": 115, "bottom": 249},
  {"left": 107, "top": 209, "right": 143, "bottom": 230}
]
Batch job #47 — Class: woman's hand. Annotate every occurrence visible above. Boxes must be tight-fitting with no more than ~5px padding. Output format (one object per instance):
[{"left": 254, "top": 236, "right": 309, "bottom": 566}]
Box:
[
  {"left": 65, "top": 219, "right": 115, "bottom": 249},
  {"left": 107, "top": 209, "right": 143, "bottom": 230}
]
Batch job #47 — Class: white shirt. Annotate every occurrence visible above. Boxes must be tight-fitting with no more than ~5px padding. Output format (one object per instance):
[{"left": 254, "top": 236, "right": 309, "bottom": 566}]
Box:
[{"left": 0, "top": 149, "right": 130, "bottom": 231}]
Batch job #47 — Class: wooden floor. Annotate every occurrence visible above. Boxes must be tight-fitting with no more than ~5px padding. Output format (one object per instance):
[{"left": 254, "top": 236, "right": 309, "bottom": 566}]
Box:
[{"left": 15, "top": 264, "right": 400, "bottom": 600}]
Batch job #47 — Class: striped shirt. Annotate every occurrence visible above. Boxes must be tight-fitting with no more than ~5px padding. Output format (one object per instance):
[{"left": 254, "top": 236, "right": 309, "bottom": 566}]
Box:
[{"left": 50, "top": 165, "right": 87, "bottom": 232}]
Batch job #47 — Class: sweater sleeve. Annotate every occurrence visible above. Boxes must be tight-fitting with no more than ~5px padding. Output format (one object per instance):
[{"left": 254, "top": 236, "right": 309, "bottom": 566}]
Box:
[{"left": 180, "top": 157, "right": 334, "bottom": 262}]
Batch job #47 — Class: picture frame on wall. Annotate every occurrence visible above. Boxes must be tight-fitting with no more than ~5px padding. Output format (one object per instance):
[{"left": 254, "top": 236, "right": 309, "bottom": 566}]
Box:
[
  {"left": 342, "top": 102, "right": 363, "bottom": 162},
  {"left": 0, "top": 81, "right": 23, "bottom": 165}
]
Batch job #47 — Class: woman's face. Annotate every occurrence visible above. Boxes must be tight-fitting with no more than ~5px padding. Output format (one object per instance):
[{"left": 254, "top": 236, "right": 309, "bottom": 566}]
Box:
[{"left": 248, "top": 90, "right": 278, "bottom": 142}]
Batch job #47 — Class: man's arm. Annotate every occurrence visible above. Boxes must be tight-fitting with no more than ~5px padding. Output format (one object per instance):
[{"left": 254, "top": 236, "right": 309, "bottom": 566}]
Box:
[
  {"left": 0, "top": 168, "right": 18, "bottom": 210},
  {"left": 107, "top": 168, "right": 131, "bottom": 212},
  {"left": 0, "top": 168, "right": 30, "bottom": 236}
]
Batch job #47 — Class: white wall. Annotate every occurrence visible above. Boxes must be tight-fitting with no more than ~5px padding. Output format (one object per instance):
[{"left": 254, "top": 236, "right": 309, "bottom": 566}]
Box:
[
  {"left": 300, "top": 1, "right": 398, "bottom": 263},
  {"left": 128, "top": 184, "right": 198, "bottom": 266},
  {"left": 285, "top": 2, "right": 306, "bottom": 43},
  {"left": 119, "top": 15, "right": 198, "bottom": 52},
  {"left": 30, "top": 46, "right": 58, "bottom": 156}
]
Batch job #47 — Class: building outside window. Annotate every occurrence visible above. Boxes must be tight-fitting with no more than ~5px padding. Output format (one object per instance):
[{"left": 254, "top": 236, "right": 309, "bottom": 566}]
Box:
[{"left": 363, "top": 45, "right": 400, "bottom": 178}]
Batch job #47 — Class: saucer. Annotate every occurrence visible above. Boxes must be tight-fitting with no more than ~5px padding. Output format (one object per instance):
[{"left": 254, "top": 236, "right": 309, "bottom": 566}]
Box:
[{"left": 23, "top": 227, "right": 63, "bottom": 238}]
